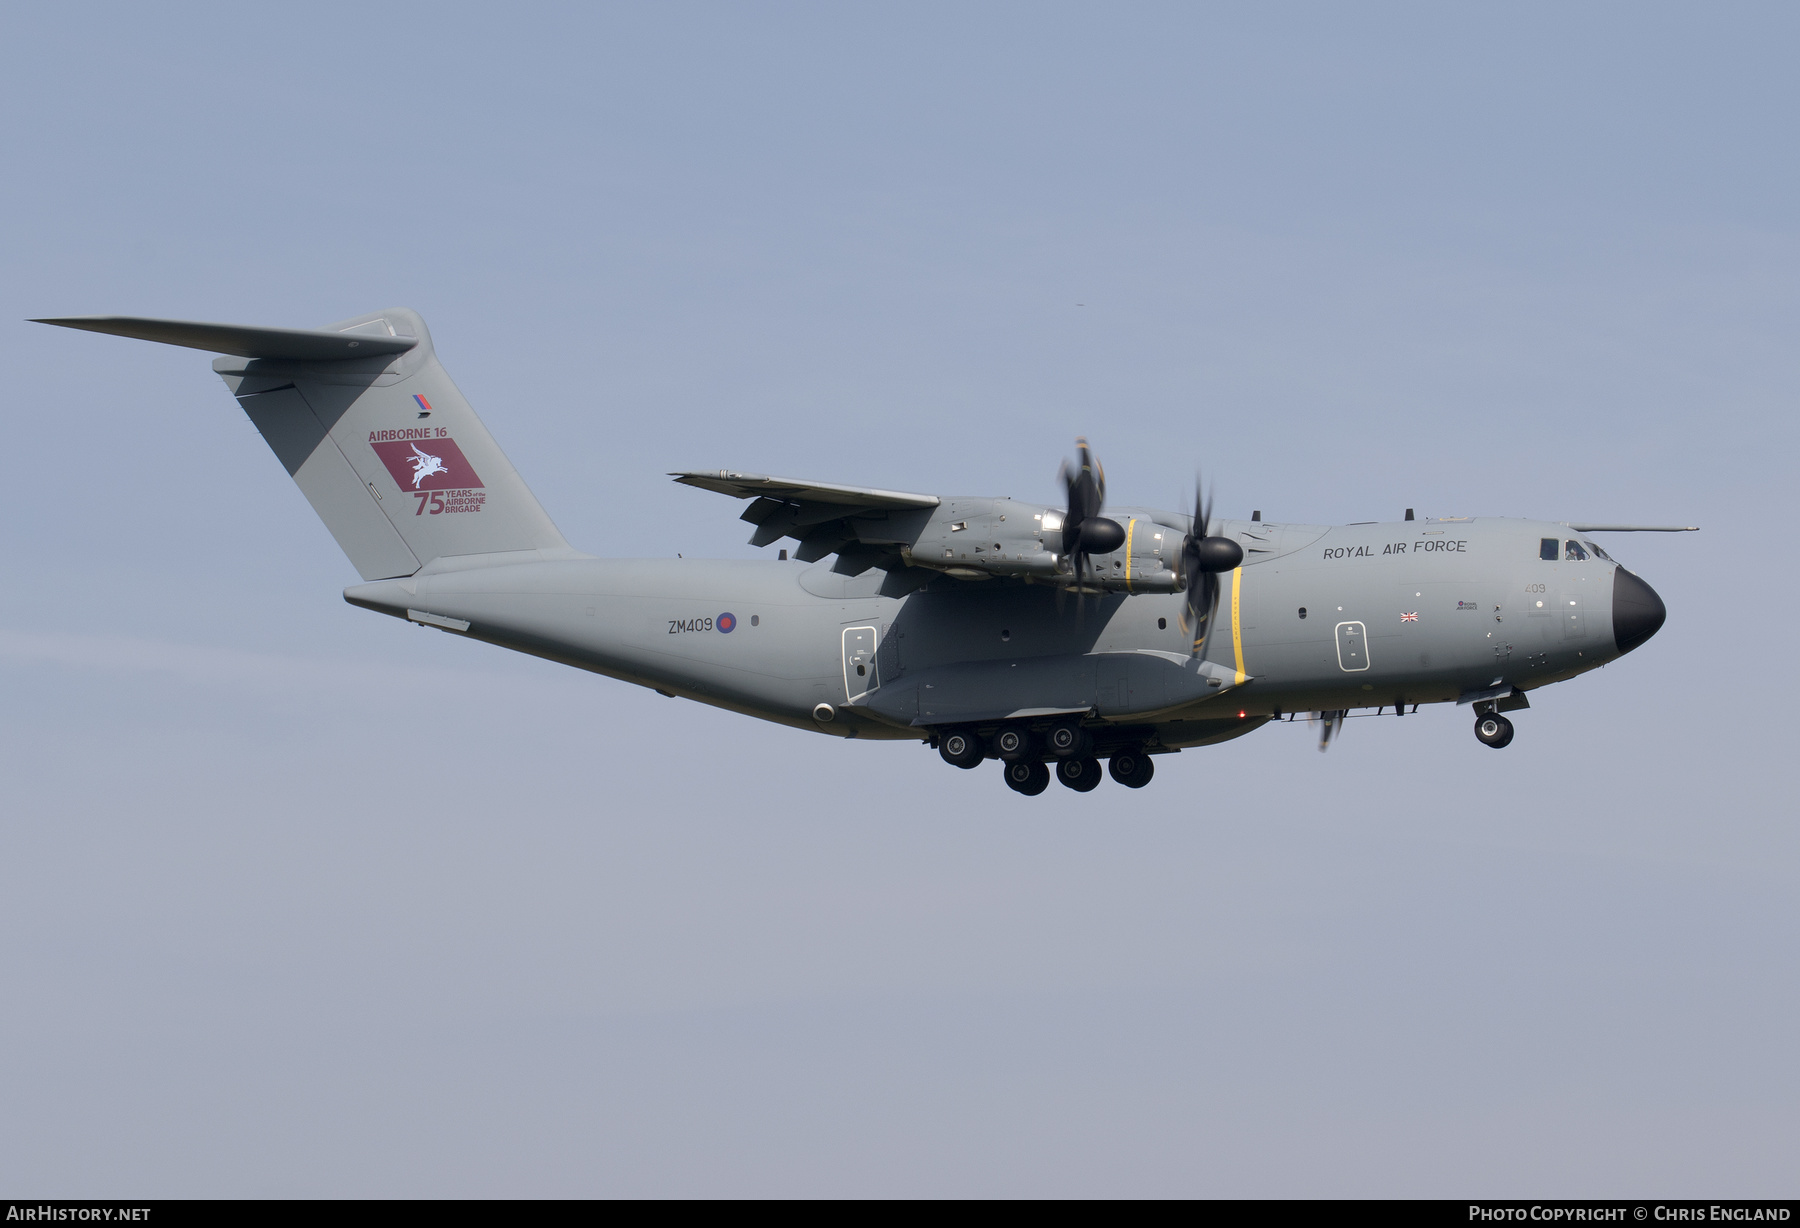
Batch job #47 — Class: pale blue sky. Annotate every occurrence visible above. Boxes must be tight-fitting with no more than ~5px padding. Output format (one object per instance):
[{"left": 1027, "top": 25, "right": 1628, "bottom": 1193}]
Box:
[{"left": 2, "top": 2, "right": 1795, "bottom": 1195}]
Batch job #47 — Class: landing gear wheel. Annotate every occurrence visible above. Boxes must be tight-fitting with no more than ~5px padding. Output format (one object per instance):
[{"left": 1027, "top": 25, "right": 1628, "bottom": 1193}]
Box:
[
  {"left": 992, "top": 725, "right": 1038, "bottom": 762},
  {"left": 938, "top": 729, "right": 985, "bottom": 769},
  {"left": 1108, "top": 751, "right": 1155, "bottom": 788},
  {"left": 1045, "top": 720, "right": 1092, "bottom": 759},
  {"left": 1003, "top": 760, "right": 1050, "bottom": 796},
  {"left": 1474, "top": 712, "right": 1515, "bottom": 748},
  {"left": 1056, "top": 756, "right": 1103, "bottom": 792}
]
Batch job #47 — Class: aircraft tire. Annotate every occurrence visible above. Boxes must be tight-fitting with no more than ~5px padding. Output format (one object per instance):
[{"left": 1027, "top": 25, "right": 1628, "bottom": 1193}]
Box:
[
  {"left": 1474, "top": 712, "right": 1514, "bottom": 748},
  {"left": 992, "top": 725, "right": 1039, "bottom": 762},
  {"left": 1045, "top": 720, "right": 1092, "bottom": 759},
  {"left": 1056, "top": 756, "right": 1103, "bottom": 792},
  {"left": 1108, "top": 752, "right": 1155, "bottom": 788},
  {"left": 939, "top": 729, "right": 985, "bottom": 769},
  {"left": 1003, "top": 759, "right": 1050, "bottom": 796}
]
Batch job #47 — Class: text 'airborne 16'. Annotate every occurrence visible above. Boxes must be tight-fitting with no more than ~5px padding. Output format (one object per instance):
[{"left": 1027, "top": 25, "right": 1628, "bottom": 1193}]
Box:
[{"left": 37, "top": 308, "right": 1692, "bottom": 797}]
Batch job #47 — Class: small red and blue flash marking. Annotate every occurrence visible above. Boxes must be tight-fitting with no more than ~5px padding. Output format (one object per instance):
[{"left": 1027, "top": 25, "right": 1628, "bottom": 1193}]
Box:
[
  {"left": 717, "top": 613, "right": 737, "bottom": 633},
  {"left": 413, "top": 394, "right": 433, "bottom": 412}
]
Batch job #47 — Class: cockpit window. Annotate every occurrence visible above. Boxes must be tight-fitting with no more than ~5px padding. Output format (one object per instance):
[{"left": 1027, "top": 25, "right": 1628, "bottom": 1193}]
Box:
[
  {"left": 1540, "top": 538, "right": 1558, "bottom": 561},
  {"left": 1585, "top": 540, "right": 1613, "bottom": 562},
  {"left": 1564, "top": 540, "right": 1589, "bottom": 561}
]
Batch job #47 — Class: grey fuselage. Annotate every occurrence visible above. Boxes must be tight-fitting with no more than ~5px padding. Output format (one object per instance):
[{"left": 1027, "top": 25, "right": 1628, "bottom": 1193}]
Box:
[
  {"left": 345, "top": 511, "right": 1642, "bottom": 752},
  {"left": 34, "top": 308, "right": 1661, "bottom": 759}
]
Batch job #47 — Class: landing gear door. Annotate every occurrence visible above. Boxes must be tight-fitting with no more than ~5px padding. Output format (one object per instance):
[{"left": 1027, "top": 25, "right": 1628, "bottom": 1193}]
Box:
[{"left": 842, "top": 625, "right": 879, "bottom": 703}]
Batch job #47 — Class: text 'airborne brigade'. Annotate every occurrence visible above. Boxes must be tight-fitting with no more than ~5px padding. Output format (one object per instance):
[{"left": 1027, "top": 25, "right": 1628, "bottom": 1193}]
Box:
[{"left": 35, "top": 308, "right": 1695, "bottom": 797}]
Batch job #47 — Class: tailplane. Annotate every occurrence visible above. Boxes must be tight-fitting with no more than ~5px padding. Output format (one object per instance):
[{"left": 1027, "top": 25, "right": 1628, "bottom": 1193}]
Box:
[{"left": 36, "top": 308, "right": 570, "bottom": 579}]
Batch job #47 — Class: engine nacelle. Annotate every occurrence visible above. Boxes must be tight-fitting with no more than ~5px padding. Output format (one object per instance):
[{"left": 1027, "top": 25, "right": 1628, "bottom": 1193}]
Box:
[
  {"left": 1078, "top": 516, "right": 1186, "bottom": 592},
  {"left": 861, "top": 499, "right": 1188, "bottom": 590},
  {"left": 889, "top": 497, "right": 1061, "bottom": 578}
]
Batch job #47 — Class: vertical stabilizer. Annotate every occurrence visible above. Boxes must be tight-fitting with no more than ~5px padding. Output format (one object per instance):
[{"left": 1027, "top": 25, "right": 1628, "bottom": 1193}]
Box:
[
  {"left": 215, "top": 308, "right": 570, "bottom": 578},
  {"left": 39, "top": 307, "right": 572, "bottom": 580}
]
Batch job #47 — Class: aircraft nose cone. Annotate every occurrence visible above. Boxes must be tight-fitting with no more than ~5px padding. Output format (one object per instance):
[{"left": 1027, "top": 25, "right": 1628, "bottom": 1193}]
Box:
[{"left": 1611, "top": 567, "right": 1667, "bottom": 655}]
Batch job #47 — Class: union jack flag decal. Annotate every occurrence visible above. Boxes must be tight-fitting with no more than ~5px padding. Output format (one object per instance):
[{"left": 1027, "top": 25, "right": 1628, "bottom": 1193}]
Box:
[{"left": 1401, "top": 611, "right": 1419, "bottom": 622}]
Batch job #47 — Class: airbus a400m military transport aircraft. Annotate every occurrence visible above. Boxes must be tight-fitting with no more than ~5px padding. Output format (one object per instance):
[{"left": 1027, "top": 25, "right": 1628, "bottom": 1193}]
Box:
[{"left": 38, "top": 308, "right": 1692, "bottom": 797}]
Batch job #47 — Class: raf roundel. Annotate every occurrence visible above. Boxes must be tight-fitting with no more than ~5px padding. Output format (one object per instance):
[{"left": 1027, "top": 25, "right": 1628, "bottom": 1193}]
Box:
[{"left": 717, "top": 612, "right": 737, "bottom": 633}]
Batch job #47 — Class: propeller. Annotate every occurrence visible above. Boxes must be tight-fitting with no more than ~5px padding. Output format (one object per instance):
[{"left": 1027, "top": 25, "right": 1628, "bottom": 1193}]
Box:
[
  {"left": 1176, "top": 474, "right": 1245, "bottom": 657},
  {"left": 1057, "top": 437, "right": 1125, "bottom": 592}
]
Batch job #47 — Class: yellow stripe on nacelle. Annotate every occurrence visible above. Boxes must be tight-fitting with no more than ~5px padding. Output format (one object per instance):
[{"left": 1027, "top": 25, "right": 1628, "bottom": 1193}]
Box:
[{"left": 1231, "top": 566, "right": 1246, "bottom": 685}]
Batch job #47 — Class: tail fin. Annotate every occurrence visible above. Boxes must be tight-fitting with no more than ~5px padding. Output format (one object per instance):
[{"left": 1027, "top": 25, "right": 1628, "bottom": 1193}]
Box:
[{"left": 37, "top": 308, "right": 569, "bottom": 579}]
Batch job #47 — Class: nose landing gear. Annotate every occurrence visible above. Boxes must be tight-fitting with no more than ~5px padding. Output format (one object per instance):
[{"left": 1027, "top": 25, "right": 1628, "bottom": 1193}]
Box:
[{"left": 1474, "top": 712, "right": 1515, "bottom": 748}]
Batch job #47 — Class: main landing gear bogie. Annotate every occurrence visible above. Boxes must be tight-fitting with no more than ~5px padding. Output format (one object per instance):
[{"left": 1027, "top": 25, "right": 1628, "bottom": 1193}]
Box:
[
  {"left": 1474, "top": 711, "right": 1515, "bottom": 749},
  {"left": 937, "top": 722, "right": 1159, "bottom": 795}
]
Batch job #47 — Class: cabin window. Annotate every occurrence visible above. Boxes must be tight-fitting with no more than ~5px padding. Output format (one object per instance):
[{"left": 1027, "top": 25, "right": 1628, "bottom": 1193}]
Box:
[
  {"left": 1564, "top": 540, "right": 1589, "bottom": 561},
  {"left": 1158, "top": 617, "right": 1167, "bottom": 629},
  {"left": 1298, "top": 607, "right": 1308, "bottom": 619},
  {"left": 1540, "top": 538, "right": 1559, "bottom": 560}
]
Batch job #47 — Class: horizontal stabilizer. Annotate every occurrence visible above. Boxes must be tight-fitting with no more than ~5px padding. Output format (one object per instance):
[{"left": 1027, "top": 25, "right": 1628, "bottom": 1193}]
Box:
[{"left": 32, "top": 315, "right": 418, "bottom": 362}]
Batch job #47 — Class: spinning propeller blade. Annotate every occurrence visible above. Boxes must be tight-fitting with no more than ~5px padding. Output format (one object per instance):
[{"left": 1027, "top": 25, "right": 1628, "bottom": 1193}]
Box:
[
  {"left": 1057, "top": 437, "right": 1124, "bottom": 593},
  {"left": 1176, "top": 472, "right": 1243, "bottom": 657},
  {"left": 1313, "top": 709, "right": 1345, "bottom": 751}
]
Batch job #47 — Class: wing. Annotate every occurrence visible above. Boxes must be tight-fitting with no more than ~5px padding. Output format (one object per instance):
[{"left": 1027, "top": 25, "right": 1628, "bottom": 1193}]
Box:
[
  {"left": 672, "top": 470, "right": 938, "bottom": 510},
  {"left": 671, "top": 470, "right": 941, "bottom": 574}
]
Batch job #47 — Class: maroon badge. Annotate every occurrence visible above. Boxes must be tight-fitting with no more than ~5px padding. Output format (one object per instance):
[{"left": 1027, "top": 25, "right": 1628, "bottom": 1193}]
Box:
[{"left": 370, "top": 437, "right": 485, "bottom": 491}]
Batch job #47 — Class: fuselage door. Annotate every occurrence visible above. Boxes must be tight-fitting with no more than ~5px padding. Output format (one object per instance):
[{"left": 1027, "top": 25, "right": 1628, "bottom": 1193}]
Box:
[
  {"left": 1563, "top": 595, "right": 1586, "bottom": 640},
  {"left": 1335, "top": 620, "right": 1371, "bottom": 672},
  {"left": 843, "top": 625, "right": 879, "bottom": 703}
]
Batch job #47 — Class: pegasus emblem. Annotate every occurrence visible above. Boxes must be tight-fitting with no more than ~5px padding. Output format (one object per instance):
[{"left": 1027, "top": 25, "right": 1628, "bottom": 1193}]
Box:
[{"left": 407, "top": 443, "right": 449, "bottom": 488}]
